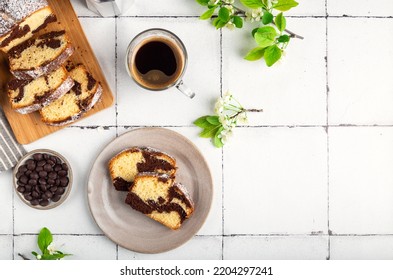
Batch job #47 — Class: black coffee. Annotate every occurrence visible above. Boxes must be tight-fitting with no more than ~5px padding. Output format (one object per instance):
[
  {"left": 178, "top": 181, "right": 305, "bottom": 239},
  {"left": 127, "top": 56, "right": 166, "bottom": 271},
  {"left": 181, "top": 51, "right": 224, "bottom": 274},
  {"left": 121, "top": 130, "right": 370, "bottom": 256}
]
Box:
[
  {"left": 135, "top": 41, "right": 177, "bottom": 76},
  {"left": 131, "top": 38, "right": 184, "bottom": 90}
]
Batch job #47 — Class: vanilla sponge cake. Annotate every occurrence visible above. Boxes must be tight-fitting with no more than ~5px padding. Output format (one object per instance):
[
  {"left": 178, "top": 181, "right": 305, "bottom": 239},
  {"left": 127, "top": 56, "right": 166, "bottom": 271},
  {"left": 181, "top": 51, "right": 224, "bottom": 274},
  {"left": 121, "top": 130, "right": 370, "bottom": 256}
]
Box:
[
  {"left": 109, "top": 147, "right": 177, "bottom": 191},
  {"left": 40, "top": 65, "right": 103, "bottom": 126},
  {"left": 8, "top": 30, "right": 74, "bottom": 79},
  {"left": 0, "top": 0, "right": 57, "bottom": 52},
  {"left": 8, "top": 66, "right": 74, "bottom": 114},
  {"left": 125, "top": 173, "right": 194, "bottom": 230}
]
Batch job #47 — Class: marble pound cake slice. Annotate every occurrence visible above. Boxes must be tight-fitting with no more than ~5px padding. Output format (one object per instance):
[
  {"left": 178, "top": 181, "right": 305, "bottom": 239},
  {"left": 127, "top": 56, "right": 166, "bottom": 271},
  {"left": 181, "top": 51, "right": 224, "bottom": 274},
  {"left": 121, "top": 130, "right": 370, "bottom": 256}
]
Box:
[
  {"left": 125, "top": 173, "right": 194, "bottom": 230},
  {"left": 109, "top": 147, "right": 177, "bottom": 191},
  {"left": 40, "top": 65, "right": 103, "bottom": 126},
  {"left": 0, "top": 0, "right": 57, "bottom": 52},
  {"left": 8, "top": 66, "right": 74, "bottom": 114},
  {"left": 8, "top": 30, "right": 74, "bottom": 79}
]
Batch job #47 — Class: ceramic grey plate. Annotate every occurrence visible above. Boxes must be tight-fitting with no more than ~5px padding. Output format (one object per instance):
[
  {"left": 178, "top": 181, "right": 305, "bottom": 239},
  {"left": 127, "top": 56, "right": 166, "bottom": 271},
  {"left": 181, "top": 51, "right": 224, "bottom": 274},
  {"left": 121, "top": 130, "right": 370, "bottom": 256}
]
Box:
[{"left": 87, "top": 128, "right": 213, "bottom": 254}]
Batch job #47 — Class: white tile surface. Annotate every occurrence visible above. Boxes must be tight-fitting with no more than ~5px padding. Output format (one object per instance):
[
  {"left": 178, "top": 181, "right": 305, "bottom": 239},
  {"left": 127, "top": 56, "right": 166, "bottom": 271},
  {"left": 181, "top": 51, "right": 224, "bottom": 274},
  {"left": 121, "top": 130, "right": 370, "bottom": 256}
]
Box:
[
  {"left": 328, "top": 18, "right": 393, "bottom": 125},
  {"left": 223, "top": 18, "right": 327, "bottom": 126},
  {"left": 329, "top": 127, "right": 393, "bottom": 234},
  {"left": 330, "top": 236, "right": 393, "bottom": 260},
  {"left": 0, "top": 170, "right": 13, "bottom": 234},
  {"left": 118, "top": 236, "right": 222, "bottom": 260},
  {"left": 0, "top": 236, "right": 13, "bottom": 260},
  {"left": 328, "top": 0, "right": 393, "bottom": 16},
  {"left": 116, "top": 18, "right": 220, "bottom": 126},
  {"left": 14, "top": 235, "right": 116, "bottom": 260},
  {"left": 224, "top": 236, "right": 328, "bottom": 260},
  {"left": 117, "top": 127, "right": 223, "bottom": 235},
  {"left": 224, "top": 127, "right": 328, "bottom": 234},
  {"left": 14, "top": 128, "right": 117, "bottom": 234}
]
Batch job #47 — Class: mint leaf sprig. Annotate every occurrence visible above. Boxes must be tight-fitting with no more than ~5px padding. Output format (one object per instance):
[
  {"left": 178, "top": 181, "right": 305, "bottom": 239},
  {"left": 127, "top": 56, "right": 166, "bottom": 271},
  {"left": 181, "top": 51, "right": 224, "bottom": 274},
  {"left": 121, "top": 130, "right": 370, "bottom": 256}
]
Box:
[
  {"left": 30, "top": 227, "right": 71, "bottom": 260},
  {"left": 196, "top": 0, "right": 303, "bottom": 67},
  {"left": 194, "top": 91, "right": 262, "bottom": 148}
]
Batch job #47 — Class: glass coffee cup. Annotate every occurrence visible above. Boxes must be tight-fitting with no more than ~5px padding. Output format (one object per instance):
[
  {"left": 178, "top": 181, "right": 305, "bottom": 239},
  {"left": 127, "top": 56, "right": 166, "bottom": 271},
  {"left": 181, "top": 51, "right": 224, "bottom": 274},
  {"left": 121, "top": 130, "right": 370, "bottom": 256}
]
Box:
[{"left": 125, "top": 28, "right": 195, "bottom": 98}]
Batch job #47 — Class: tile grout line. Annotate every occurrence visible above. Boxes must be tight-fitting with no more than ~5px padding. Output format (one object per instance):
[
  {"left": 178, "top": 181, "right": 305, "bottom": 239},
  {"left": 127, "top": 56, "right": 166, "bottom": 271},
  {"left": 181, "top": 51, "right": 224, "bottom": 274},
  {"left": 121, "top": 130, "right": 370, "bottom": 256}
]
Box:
[
  {"left": 325, "top": 0, "right": 331, "bottom": 261},
  {"left": 115, "top": 16, "right": 119, "bottom": 138},
  {"left": 115, "top": 15, "right": 119, "bottom": 258},
  {"left": 77, "top": 15, "right": 393, "bottom": 19},
  {"left": 220, "top": 28, "right": 225, "bottom": 261},
  {"left": 11, "top": 180, "right": 15, "bottom": 260}
]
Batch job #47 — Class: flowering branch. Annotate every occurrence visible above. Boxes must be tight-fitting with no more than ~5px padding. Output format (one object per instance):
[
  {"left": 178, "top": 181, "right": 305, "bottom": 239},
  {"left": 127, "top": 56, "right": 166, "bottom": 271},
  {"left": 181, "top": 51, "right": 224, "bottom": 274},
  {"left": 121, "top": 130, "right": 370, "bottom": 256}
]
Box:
[
  {"left": 197, "top": 0, "right": 303, "bottom": 67},
  {"left": 25, "top": 227, "right": 71, "bottom": 260},
  {"left": 194, "top": 91, "right": 263, "bottom": 147}
]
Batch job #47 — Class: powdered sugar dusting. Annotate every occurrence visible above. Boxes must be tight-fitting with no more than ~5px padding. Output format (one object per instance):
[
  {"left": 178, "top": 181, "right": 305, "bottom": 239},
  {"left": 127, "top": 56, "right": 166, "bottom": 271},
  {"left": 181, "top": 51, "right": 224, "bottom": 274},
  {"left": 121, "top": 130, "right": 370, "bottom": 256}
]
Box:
[{"left": 2, "top": 0, "right": 48, "bottom": 21}]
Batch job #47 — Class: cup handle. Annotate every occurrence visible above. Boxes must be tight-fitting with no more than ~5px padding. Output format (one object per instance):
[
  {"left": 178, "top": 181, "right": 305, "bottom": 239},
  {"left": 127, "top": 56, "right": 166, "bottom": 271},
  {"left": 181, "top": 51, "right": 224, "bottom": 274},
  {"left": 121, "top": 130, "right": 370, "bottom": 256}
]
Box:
[{"left": 176, "top": 80, "right": 195, "bottom": 99}]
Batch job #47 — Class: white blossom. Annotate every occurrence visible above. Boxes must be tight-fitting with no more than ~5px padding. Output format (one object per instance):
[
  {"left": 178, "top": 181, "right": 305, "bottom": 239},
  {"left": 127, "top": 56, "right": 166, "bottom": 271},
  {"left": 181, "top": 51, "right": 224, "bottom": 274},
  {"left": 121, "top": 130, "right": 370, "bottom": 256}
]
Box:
[
  {"left": 209, "top": 0, "right": 219, "bottom": 5},
  {"left": 237, "top": 112, "right": 248, "bottom": 124},
  {"left": 47, "top": 243, "right": 56, "bottom": 255},
  {"left": 224, "top": 5, "right": 234, "bottom": 15},
  {"left": 36, "top": 254, "right": 42, "bottom": 260},
  {"left": 225, "top": 21, "right": 235, "bottom": 30},
  {"left": 214, "top": 98, "right": 224, "bottom": 114},
  {"left": 245, "top": 8, "right": 262, "bottom": 22}
]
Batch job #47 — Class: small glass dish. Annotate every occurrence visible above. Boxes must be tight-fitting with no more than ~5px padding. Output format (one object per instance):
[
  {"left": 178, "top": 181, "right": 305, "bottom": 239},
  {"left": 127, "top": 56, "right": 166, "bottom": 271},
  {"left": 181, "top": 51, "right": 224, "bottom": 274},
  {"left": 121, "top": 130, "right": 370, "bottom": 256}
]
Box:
[{"left": 13, "top": 149, "right": 73, "bottom": 210}]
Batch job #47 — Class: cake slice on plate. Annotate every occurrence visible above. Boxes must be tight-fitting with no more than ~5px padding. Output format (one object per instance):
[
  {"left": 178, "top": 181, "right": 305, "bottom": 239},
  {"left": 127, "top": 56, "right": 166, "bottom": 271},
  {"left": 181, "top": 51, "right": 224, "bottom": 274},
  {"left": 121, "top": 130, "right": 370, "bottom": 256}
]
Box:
[
  {"left": 40, "top": 64, "right": 103, "bottom": 126},
  {"left": 7, "top": 66, "right": 74, "bottom": 114},
  {"left": 0, "top": 0, "right": 57, "bottom": 52},
  {"left": 8, "top": 30, "right": 74, "bottom": 79},
  {"left": 109, "top": 147, "right": 177, "bottom": 191},
  {"left": 125, "top": 172, "right": 194, "bottom": 230}
]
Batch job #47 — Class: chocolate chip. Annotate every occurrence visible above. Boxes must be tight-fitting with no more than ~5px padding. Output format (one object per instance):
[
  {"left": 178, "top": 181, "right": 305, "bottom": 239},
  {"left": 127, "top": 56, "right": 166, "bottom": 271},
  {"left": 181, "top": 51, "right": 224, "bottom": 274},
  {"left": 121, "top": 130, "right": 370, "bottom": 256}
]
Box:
[
  {"left": 56, "top": 187, "right": 65, "bottom": 195},
  {"left": 39, "top": 199, "right": 49, "bottom": 207},
  {"left": 48, "top": 172, "right": 57, "bottom": 180},
  {"left": 39, "top": 171, "right": 47, "bottom": 178},
  {"left": 17, "top": 186, "right": 25, "bottom": 193},
  {"left": 47, "top": 160, "right": 55, "bottom": 166},
  {"left": 25, "top": 170, "right": 32, "bottom": 177},
  {"left": 44, "top": 164, "right": 53, "bottom": 172},
  {"left": 28, "top": 179, "right": 37, "bottom": 186},
  {"left": 36, "top": 166, "right": 44, "bottom": 172},
  {"left": 43, "top": 154, "right": 49, "bottom": 160},
  {"left": 58, "top": 170, "right": 67, "bottom": 177},
  {"left": 25, "top": 185, "right": 32, "bottom": 192},
  {"left": 51, "top": 195, "right": 61, "bottom": 202},
  {"left": 18, "top": 166, "right": 28, "bottom": 173},
  {"left": 32, "top": 191, "right": 40, "bottom": 198},
  {"left": 50, "top": 186, "right": 57, "bottom": 193},
  {"left": 29, "top": 172, "right": 39, "bottom": 180},
  {"left": 45, "top": 191, "right": 53, "bottom": 198},
  {"left": 60, "top": 177, "right": 69, "bottom": 187},
  {"left": 19, "top": 176, "right": 28, "bottom": 184},
  {"left": 30, "top": 199, "right": 39, "bottom": 206},
  {"left": 16, "top": 171, "right": 23, "bottom": 179},
  {"left": 33, "top": 153, "right": 43, "bottom": 161},
  {"left": 54, "top": 164, "right": 62, "bottom": 172},
  {"left": 24, "top": 194, "right": 33, "bottom": 201},
  {"left": 37, "top": 160, "right": 46, "bottom": 167},
  {"left": 61, "top": 163, "right": 68, "bottom": 171}
]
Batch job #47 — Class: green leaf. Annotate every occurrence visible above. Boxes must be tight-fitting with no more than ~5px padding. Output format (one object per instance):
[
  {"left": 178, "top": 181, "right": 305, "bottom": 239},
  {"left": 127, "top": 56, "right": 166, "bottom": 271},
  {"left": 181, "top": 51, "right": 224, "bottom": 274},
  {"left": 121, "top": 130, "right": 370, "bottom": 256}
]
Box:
[
  {"left": 37, "top": 227, "right": 53, "bottom": 255},
  {"left": 264, "top": 45, "right": 282, "bottom": 66},
  {"left": 194, "top": 116, "right": 211, "bottom": 128},
  {"left": 218, "top": 7, "right": 230, "bottom": 22},
  {"left": 41, "top": 253, "right": 70, "bottom": 260},
  {"left": 252, "top": 28, "right": 259, "bottom": 38},
  {"left": 200, "top": 7, "right": 216, "bottom": 20},
  {"left": 254, "top": 26, "right": 277, "bottom": 48},
  {"left": 213, "top": 18, "right": 227, "bottom": 29},
  {"left": 277, "top": 34, "right": 290, "bottom": 43},
  {"left": 214, "top": 128, "right": 224, "bottom": 148},
  {"left": 232, "top": 16, "right": 243, "bottom": 28},
  {"left": 244, "top": 47, "right": 266, "bottom": 61},
  {"left": 200, "top": 125, "right": 222, "bottom": 138},
  {"left": 273, "top": 0, "right": 299, "bottom": 11},
  {"left": 275, "top": 12, "right": 286, "bottom": 31},
  {"left": 262, "top": 11, "right": 273, "bottom": 25},
  {"left": 31, "top": 251, "right": 38, "bottom": 257},
  {"left": 196, "top": 0, "right": 210, "bottom": 6},
  {"left": 240, "top": 0, "right": 264, "bottom": 8},
  {"left": 206, "top": 116, "right": 220, "bottom": 125}
]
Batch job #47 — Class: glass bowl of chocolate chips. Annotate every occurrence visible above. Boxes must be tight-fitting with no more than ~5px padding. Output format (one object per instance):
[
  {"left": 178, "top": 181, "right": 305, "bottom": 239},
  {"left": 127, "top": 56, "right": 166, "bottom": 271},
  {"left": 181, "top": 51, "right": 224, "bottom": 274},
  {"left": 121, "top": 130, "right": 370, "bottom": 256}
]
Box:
[{"left": 13, "top": 149, "right": 73, "bottom": 210}]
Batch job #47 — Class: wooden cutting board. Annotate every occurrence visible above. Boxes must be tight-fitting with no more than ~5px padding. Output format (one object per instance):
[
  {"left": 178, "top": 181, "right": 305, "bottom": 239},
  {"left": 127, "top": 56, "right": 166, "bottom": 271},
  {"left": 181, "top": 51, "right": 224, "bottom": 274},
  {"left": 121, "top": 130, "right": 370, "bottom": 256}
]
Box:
[{"left": 0, "top": 0, "right": 114, "bottom": 144}]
